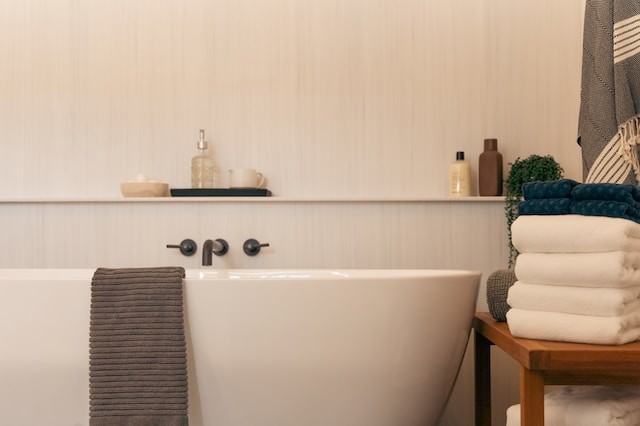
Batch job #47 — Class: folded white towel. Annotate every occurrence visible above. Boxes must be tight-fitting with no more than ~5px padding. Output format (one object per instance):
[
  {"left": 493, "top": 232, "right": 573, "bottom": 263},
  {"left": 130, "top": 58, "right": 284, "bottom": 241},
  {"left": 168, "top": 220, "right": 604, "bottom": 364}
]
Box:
[
  {"left": 511, "top": 215, "right": 640, "bottom": 253},
  {"left": 506, "top": 308, "right": 640, "bottom": 344},
  {"left": 506, "top": 385, "right": 640, "bottom": 426},
  {"left": 507, "top": 281, "right": 640, "bottom": 316},
  {"left": 514, "top": 251, "right": 640, "bottom": 287}
]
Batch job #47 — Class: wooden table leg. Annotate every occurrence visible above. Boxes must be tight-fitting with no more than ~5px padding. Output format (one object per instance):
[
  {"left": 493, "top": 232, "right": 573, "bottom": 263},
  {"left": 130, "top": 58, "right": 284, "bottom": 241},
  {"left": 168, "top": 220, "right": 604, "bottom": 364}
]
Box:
[
  {"left": 474, "top": 331, "right": 492, "bottom": 426},
  {"left": 519, "top": 367, "right": 544, "bottom": 426}
]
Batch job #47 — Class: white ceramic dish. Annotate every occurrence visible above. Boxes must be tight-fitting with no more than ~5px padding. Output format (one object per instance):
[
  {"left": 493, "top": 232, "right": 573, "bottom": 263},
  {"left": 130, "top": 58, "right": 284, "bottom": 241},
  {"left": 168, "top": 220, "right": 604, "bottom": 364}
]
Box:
[{"left": 120, "top": 181, "right": 169, "bottom": 197}]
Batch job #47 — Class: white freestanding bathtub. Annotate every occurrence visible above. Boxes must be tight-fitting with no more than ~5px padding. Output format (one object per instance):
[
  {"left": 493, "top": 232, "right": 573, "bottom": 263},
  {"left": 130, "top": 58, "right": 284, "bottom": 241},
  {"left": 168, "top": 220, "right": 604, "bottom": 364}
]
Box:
[{"left": 0, "top": 268, "right": 480, "bottom": 426}]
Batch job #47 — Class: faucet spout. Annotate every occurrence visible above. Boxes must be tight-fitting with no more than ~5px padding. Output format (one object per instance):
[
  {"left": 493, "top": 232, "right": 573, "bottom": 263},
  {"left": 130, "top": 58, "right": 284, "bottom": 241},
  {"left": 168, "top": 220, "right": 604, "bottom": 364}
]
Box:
[{"left": 202, "top": 238, "right": 229, "bottom": 266}]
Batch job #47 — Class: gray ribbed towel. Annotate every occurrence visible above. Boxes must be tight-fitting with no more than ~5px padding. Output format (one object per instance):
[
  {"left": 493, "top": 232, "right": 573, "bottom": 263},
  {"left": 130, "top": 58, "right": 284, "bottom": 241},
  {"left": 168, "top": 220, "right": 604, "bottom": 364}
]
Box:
[
  {"left": 578, "top": 0, "right": 640, "bottom": 184},
  {"left": 89, "top": 267, "right": 188, "bottom": 426}
]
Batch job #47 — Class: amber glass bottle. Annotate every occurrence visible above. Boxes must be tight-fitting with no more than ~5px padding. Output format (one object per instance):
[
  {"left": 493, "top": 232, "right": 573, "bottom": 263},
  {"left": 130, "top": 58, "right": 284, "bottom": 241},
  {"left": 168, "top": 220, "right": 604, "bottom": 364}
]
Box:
[{"left": 478, "top": 138, "right": 503, "bottom": 196}]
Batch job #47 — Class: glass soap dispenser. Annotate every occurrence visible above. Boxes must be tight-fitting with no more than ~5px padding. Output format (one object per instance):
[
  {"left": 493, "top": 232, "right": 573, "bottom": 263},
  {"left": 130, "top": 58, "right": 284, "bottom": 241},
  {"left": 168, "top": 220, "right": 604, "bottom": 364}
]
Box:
[{"left": 191, "top": 129, "right": 216, "bottom": 188}]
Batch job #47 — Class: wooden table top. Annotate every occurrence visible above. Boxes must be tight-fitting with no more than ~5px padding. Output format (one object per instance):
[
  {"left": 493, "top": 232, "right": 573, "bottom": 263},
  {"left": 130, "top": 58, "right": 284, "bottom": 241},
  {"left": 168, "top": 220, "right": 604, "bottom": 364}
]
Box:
[{"left": 473, "top": 312, "right": 640, "bottom": 372}]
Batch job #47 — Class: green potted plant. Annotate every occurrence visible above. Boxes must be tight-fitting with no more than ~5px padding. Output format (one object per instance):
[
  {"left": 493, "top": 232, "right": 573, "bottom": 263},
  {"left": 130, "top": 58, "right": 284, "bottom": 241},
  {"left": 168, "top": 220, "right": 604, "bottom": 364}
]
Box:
[
  {"left": 487, "top": 154, "right": 563, "bottom": 322},
  {"left": 505, "top": 155, "right": 564, "bottom": 267}
]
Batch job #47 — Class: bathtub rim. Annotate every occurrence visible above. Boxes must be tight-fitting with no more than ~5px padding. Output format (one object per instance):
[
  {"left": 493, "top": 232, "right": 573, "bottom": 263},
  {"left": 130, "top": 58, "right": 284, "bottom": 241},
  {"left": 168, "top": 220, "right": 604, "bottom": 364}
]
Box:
[{"left": 0, "top": 268, "right": 481, "bottom": 282}]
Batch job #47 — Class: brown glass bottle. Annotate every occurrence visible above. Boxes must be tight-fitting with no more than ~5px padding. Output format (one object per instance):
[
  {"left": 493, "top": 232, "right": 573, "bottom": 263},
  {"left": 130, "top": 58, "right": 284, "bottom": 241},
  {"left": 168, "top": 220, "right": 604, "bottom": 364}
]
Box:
[{"left": 478, "top": 138, "right": 503, "bottom": 196}]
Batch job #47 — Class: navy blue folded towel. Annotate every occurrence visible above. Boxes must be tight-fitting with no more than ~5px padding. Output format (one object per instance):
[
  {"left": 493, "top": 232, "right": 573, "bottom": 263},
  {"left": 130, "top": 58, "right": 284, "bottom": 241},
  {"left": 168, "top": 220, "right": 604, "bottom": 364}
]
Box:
[
  {"left": 518, "top": 198, "right": 572, "bottom": 216},
  {"left": 517, "top": 180, "right": 640, "bottom": 222},
  {"left": 571, "top": 183, "right": 640, "bottom": 205},
  {"left": 570, "top": 200, "right": 640, "bottom": 223},
  {"left": 522, "top": 179, "right": 578, "bottom": 200}
]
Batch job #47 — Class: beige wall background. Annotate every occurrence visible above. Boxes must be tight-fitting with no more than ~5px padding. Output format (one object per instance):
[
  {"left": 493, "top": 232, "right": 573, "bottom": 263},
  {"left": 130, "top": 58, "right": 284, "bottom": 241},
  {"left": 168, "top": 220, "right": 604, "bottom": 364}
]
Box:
[
  {"left": 0, "top": 0, "right": 587, "bottom": 425},
  {"left": 0, "top": 0, "right": 583, "bottom": 198}
]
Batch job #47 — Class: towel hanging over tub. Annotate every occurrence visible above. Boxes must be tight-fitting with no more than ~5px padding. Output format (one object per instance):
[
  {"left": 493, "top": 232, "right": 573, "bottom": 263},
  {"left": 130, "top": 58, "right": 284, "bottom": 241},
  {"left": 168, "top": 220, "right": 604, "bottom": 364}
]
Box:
[
  {"left": 89, "top": 267, "right": 188, "bottom": 426},
  {"left": 578, "top": 0, "right": 640, "bottom": 184}
]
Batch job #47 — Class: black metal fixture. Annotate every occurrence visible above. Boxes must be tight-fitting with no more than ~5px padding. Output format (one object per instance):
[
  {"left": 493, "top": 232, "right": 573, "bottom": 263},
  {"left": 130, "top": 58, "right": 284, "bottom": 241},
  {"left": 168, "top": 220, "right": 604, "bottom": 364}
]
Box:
[
  {"left": 242, "top": 238, "right": 270, "bottom": 256},
  {"left": 202, "top": 239, "right": 229, "bottom": 266},
  {"left": 166, "top": 239, "right": 198, "bottom": 256}
]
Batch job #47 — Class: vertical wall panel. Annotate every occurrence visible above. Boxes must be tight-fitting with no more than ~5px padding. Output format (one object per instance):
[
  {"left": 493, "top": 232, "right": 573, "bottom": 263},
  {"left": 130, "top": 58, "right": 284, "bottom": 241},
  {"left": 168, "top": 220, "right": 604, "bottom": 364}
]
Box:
[{"left": 0, "top": 0, "right": 584, "bottom": 198}]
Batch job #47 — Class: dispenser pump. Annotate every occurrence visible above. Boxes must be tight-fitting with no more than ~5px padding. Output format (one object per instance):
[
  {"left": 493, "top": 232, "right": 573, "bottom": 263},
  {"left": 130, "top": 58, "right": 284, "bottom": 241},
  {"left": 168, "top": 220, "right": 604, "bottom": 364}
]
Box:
[{"left": 197, "top": 129, "right": 207, "bottom": 150}]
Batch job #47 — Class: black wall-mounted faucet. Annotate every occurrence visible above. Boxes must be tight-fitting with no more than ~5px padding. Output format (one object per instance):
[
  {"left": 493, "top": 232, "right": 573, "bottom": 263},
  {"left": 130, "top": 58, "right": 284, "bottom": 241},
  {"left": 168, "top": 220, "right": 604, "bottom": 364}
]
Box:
[{"left": 202, "top": 239, "right": 229, "bottom": 266}]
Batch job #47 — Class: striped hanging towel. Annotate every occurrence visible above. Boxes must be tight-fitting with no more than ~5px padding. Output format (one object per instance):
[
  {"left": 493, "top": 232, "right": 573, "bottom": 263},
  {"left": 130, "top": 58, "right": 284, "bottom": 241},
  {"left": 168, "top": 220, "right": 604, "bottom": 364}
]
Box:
[{"left": 578, "top": 0, "right": 640, "bottom": 184}]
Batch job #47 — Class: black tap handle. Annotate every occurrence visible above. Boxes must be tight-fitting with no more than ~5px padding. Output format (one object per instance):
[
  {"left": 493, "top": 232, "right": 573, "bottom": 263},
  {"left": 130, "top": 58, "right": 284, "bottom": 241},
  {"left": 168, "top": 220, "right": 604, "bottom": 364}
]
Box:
[
  {"left": 243, "top": 238, "right": 270, "bottom": 256},
  {"left": 166, "top": 239, "right": 197, "bottom": 256}
]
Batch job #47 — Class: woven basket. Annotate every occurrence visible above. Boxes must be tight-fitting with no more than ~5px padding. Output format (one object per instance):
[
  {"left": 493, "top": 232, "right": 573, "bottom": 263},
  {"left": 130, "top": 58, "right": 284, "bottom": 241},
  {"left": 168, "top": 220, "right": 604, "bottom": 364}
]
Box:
[{"left": 486, "top": 268, "right": 517, "bottom": 322}]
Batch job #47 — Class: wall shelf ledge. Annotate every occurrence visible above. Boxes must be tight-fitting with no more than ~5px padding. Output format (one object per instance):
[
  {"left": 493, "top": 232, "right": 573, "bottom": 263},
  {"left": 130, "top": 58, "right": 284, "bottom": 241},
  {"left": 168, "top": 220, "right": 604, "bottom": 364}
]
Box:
[{"left": 0, "top": 196, "right": 506, "bottom": 204}]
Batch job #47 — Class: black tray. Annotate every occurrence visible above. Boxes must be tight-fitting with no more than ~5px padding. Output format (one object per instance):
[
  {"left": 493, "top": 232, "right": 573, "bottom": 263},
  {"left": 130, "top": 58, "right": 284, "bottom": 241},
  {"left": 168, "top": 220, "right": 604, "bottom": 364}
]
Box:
[{"left": 170, "top": 188, "right": 272, "bottom": 197}]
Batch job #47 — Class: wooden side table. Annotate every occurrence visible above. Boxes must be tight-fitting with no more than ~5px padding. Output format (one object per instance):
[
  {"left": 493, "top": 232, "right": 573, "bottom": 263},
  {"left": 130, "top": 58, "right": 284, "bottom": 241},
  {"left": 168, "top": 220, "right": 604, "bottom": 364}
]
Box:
[{"left": 473, "top": 311, "right": 640, "bottom": 426}]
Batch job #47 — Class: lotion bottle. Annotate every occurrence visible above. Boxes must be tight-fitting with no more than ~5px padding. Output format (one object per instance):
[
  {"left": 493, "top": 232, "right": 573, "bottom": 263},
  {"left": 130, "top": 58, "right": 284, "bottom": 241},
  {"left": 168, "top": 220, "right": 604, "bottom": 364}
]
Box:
[
  {"left": 191, "top": 129, "right": 216, "bottom": 188},
  {"left": 449, "top": 151, "right": 471, "bottom": 196}
]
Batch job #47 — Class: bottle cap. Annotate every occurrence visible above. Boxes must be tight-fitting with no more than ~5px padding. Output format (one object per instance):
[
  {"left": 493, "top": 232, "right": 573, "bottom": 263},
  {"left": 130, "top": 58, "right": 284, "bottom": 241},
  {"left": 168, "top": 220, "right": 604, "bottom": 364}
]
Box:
[
  {"left": 456, "top": 151, "right": 465, "bottom": 161},
  {"left": 484, "top": 138, "right": 498, "bottom": 150},
  {"left": 197, "top": 129, "right": 208, "bottom": 150}
]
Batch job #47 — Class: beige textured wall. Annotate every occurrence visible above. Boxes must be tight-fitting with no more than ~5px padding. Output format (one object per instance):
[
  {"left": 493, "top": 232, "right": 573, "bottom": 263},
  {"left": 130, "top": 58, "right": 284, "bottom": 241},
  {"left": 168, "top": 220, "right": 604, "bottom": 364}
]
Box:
[
  {"left": 0, "top": 0, "right": 582, "bottom": 198},
  {"left": 0, "top": 0, "right": 587, "bottom": 425}
]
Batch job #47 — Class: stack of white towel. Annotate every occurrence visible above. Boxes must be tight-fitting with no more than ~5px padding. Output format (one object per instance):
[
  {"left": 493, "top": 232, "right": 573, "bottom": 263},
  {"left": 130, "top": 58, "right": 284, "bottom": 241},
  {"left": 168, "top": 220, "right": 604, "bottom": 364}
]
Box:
[
  {"left": 506, "top": 386, "right": 640, "bottom": 426},
  {"left": 506, "top": 214, "right": 640, "bottom": 345}
]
